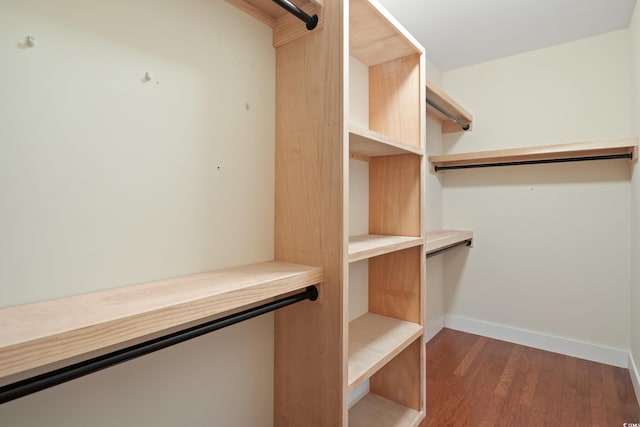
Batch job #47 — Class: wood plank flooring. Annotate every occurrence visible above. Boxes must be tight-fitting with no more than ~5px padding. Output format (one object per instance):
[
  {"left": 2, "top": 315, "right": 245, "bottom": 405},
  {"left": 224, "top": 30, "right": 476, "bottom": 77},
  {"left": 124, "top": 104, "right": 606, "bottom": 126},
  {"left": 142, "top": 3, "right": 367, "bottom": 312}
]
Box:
[{"left": 421, "top": 329, "right": 640, "bottom": 426}]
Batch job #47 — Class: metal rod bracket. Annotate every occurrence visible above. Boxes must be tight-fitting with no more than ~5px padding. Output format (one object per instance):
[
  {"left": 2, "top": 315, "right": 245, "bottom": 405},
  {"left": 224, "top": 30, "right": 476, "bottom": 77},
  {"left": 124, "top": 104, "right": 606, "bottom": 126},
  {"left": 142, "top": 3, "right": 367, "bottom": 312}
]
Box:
[
  {"left": 426, "top": 239, "right": 472, "bottom": 259},
  {"left": 273, "top": 0, "right": 318, "bottom": 30}
]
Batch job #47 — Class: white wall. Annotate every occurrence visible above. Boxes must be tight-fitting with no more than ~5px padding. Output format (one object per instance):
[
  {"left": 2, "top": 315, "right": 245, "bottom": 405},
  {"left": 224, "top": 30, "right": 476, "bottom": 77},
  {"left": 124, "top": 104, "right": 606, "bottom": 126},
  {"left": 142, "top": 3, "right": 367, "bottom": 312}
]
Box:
[
  {"left": 0, "top": 1, "right": 276, "bottom": 425},
  {"left": 441, "top": 30, "right": 632, "bottom": 351},
  {"left": 424, "top": 58, "right": 446, "bottom": 338},
  {"left": 630, "top": 0, "right": 640, "bottom": 387}
]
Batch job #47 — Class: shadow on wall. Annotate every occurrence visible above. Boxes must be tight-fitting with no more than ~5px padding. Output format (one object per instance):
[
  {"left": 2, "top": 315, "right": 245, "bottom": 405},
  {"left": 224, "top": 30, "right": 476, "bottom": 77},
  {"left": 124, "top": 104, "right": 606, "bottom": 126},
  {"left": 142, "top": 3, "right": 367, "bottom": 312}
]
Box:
[
  {"left": 441, "top": 245, "right": 471, "bottom": 313},
  {"left": 440, "top": 157, "right": 633, "bottom": 188},
  {"left": 4, "top": 0, "right": 260, "bottom": 67}
]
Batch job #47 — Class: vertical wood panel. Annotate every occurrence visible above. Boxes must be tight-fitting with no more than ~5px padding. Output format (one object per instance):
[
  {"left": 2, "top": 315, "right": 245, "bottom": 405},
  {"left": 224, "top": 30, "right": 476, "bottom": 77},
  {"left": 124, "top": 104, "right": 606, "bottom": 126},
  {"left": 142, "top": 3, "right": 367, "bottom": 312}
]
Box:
[
  {"left": 369, "top": 154, "right": 421, "bottom": 236},
  {"left": 273, "top": 0, "right": 347, "bottom": 423},
  {"left": 369, "top": 246, "right": 421, "bottom": 324},
  {"left": 369, "top": 54, "right": 421, "bottom": 148},
  {"left": 371, "top": 337, "right": 422, "bottom": 411}
]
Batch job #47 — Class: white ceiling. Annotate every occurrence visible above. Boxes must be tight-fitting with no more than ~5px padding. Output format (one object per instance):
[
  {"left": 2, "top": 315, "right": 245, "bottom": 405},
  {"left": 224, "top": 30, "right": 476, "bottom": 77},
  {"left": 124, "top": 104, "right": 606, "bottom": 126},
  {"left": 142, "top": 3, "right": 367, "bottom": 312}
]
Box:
[{"left": 377, "top": 0, "right": 637, "bottom": 71}]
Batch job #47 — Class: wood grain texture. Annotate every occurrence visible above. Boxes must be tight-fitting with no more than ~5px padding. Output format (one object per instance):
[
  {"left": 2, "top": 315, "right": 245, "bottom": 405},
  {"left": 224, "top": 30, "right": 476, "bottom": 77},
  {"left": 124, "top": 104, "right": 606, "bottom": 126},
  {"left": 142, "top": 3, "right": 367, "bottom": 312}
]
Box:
[
  {"left": 425, "top": 230, "right": 473, "bottom": 255},
  {"left": 225, "top": 0, "right": 282, "bottom": 27},
  {"left": 349, "top": 0, "right": 422, "bottom": 66},
  {"left": 350, "top": 393, "right": 422, "bottom": 427},
  {"left": 425, "top": 79, "right": 473, "bottom": 134},
  {"left": 370, "top": 55, "right": 421, "bottom": 148},
  {"left": 226, "top": 0, "right": 322, "bottom": 28},
  {"left": 429, "top": 138, "right": 639, "bottom": 170},
  {"left": 421, "top": 329, "right": 640, "bottom": 426},
  {"left": 349, "top": 234, "right": 423, "bottom": 263},
  {"left": 369, "top": 155, "right": 421, "bottom": 237},
  {"left": 348, "top": 312, "right": 422, "bottom": 392},
  {"left": 273, "top": 0, "right": 347, "bottom": 423},
  {"left": 0, "top": 262, "right": 322, "bottom": 384},
  {"left": 369, "top": 246, "right": 421, "bottom": 324},
  {"left": 273, "top": 3, "right": 324, "bottom": 47},
  {"left": 371, "top": 337, "right": 423, "bottom": 413}
]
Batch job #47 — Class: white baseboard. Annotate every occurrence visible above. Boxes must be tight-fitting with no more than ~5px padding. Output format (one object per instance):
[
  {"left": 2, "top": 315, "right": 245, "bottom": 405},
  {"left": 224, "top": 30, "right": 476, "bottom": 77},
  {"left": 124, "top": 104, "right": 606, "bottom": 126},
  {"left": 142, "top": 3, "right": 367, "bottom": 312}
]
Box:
[
  {"left": 630, "top": 353, "right": 640, "bottom": 407},
  {"left": 444, "top": 314, "right": 629, "bottom": 368},
  {"left": 424, "top": 316, "right": 444, "bottom": 344}
]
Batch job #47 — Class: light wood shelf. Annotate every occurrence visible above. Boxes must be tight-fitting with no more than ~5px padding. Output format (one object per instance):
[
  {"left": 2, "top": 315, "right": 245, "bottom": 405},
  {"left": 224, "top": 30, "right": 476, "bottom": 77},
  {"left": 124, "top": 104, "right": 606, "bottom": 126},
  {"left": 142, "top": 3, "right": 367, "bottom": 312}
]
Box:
[
  {"left": 350, "top": 0, "right": 422, "bottom": 67},
  {"left": 426, "top": 230, "right": 474, "bottom": 256},
  {"left": 349, "top": 393, "right": 422, "bottom": 427},
  {"left": 348, "top": 312, "right": 422, "bottom": 392},
  {"left": 429, "top": 139, "right": 638, "bottom": 171},
  {"left": 350, "top": 128, "right": 424, "bottom": 160},
  {"left": 0, "top": 261, "right": 322, "bottom": 384},
  {"left": 349, "top": 234, "right": 423, "bottom": 263},
  {"left": 426, "top": 79, "right": 473, "bottom": 134}
]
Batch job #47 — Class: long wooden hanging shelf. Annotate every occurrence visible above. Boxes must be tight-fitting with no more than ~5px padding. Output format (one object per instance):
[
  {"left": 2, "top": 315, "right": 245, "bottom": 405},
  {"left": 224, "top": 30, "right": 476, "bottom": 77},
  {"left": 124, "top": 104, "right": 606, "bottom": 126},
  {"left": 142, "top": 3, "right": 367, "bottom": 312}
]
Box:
[
  {"left": 426, "top": 230, "right": 473, "bottom": 258},
  {"left": 426, "top": 80, "right": 473, "bottom": 134},
  {"left": 430, "top": 139, "right": 638, "bottom": 172},
  {"left": 0, "top": 261, "right": 322, "bottom": 389}
]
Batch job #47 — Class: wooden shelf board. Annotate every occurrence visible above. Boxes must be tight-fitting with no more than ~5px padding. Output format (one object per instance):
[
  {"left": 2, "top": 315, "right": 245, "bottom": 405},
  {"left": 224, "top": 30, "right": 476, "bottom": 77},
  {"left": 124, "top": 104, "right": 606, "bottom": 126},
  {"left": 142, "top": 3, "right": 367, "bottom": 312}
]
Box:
[
  {"left": 225, "top": 0, "right": 322, "bottom": 27},
  {"left": 426, "top": 230, "right": 474, "bottom": 255},
  {"left": 349, "top": 127, "right": 424, "bottom": 159},
  {"left": 429, "top": 139, "right": 639, "bottom": 170},
  {"left": 349, "top": 234, "right": 423, "bottom": 263},
  {"left": 348, "top": 312, "right": 422, "bottom": 392},
  {"left": 0, "top": 261, "right": 323, "bottom": 383},
  {"left": 426, "top": 79, "right": 473, "bottom": 134},
  {"left": 350, "top": 0, "right": 423, "bottom": 66},
  {"left": 349, "top": 393, "right": 423, "bottom": 427}
]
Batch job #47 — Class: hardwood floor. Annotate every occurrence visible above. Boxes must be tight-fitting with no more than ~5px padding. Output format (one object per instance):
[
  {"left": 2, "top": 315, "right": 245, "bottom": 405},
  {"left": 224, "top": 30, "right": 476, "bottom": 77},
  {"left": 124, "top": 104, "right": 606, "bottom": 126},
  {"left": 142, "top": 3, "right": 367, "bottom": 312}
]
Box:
[{"left": 420, "top": 329, "right": 640, "bottom": 426}]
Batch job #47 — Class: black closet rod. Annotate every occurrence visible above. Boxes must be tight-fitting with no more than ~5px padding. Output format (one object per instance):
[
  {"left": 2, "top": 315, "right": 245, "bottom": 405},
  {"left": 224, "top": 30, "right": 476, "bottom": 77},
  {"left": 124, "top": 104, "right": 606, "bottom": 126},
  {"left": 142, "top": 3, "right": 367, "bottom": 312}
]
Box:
[
  {"left": 426, "top": 239, "right": 472, "bottom": 259},
  {"left": 434, "top": 153, "right": 634, "bottom": 172},
  {"left": 426, "top": 97, "right": 470, "bottom": 131},
  {"left": 273, "top": 0, "right": 318, "bottom": 30},
  {"left": 0, "top": 285, "right": 319, "bottom": 405}
]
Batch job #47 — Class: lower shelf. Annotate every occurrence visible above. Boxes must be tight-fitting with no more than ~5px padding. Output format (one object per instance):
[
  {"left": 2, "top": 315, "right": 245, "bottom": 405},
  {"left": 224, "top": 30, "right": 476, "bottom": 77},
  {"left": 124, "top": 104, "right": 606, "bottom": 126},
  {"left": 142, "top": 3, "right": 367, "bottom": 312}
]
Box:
[
  {"left": 349, "top": 393, "right": 423, "bottom": 427},
  {"left": 348, "top": 312, "right": 422, "bottom": 392}
]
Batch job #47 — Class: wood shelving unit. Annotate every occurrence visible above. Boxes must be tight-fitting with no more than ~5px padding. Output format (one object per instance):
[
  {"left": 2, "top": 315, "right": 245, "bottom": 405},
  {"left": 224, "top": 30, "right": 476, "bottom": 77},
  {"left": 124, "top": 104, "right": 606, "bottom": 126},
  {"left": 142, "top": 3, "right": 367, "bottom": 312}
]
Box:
[
  {"left": 426, "top": 79, "right": 473, "bottom": 134},
  {"left": 229, "top": 0, "right": 426, "bottom": 424},
  {"left": 346, "top": 0, "right": 426, "bottom": 424},
  {"left": 429, "top": 139, "right": 638, "bottom": 171},
  {"left": 349, "top": 234, "right": 423, "bottom": 263},
  {"left": 0, "top": 261, "right": 322, "bottom": 385},
  {"left": 426, "top": 230, "right": 474, "bottom": 256},
  {"left": 348, "top": 313, "right": 422, "bottom": 392}
]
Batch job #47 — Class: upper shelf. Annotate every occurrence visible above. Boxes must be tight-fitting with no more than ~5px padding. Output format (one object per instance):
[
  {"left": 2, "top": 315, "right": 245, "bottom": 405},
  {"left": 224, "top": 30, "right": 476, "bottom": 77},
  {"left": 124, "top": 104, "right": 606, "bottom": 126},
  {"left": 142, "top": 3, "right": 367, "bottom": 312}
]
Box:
[
  {"left": 426, "top": 80, "right": 473, "bottom": 134},
  {"left": 426, "top": 230, "right": 473, "bottom": 258},
  {"left": 349, "top": 234, "right": 424, "bottom": 263},
  {"left": 429, "top": 139, "right": 639, "bottom": 172},
  {"left": 0, "top": 261, "right": 322, "bottom": 385},
  {"left": 349, "top": 127, "right": 424, "bottom": 160},
  {"left": 350, "top": 0, "right": 423, "bottom": 66}
]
